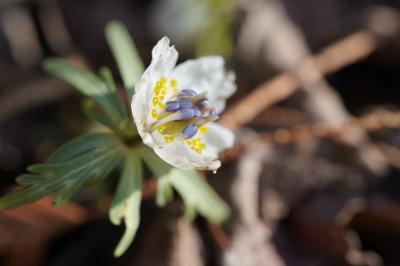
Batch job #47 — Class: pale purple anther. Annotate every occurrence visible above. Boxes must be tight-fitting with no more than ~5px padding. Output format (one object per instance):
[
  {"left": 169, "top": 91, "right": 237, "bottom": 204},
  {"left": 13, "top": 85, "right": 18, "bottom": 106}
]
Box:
[
  {"left": 179, "top": 89, "right": 197, "bottom": 98},
  {"left": 193, "top": 108, "right": 202, "bottom": 118},
  {"left": 166, "top": 101, "right": 180, "bottom": 112},
  {"left": 179, "top": 101, "right": 193, "bottom": 109},
  {"left": 197, "top": 99, "right": 208, "bottom": 109},
  {"left": 182, "top": 123, "right": 198, "bottom": 139},
  {"left": 179, "top": 108, "right": 195, "bottom": 120},
  {"left": 210, "top": 108, "right": 217, "bottom": 117}
]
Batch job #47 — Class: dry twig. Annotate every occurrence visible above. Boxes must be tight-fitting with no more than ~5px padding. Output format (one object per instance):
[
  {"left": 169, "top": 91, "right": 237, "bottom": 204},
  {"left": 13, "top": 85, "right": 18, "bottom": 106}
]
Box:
[
  {"left": 220, "top": 31, "right": 377, "bottom": 130},
  {"left": 221, "top": 109, "right": 400, "bottom": 162}
]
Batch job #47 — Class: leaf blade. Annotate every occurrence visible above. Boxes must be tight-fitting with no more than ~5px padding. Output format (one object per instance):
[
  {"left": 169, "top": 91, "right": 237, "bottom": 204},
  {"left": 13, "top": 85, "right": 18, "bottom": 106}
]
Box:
[
  {"left": 105, "top": 21, "right": 144, "bottom": 98},
  {"left": 43, "top": 58, "right": 124, "bottom": 129},
  {"left": 0, "top": 135, "right": 125, "bottom": 210},
  {"left": 47, "top": 133, "right": 118, "bottom": 164},
  {"left": 110, "top": 149, "right": 143, "bottom": 257},
  {"left": 169, "top": 169, "right": 230, "bottom": 223},
  {"left": 139, "top": 146, "right": 174, "bottom": 207}
]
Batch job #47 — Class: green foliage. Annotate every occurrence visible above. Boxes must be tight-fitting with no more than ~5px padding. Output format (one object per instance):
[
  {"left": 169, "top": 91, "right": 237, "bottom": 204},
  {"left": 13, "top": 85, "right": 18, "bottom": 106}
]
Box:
[
  {"left": 140, "top": 146, "right": 230, "bottom": 223},
  {"left": 109, "top": 149, "right": 142, "bottom": 257},
  {"left": 169, "top": 169, "right": 230, "bottom": 223},
  {"left": 105, "top": 21, "right": 144, "bottom": 98},
  {"left": 0, "top": 133, "right": 125, "bottom": 209},
  {"left": 43, "top": 59, "right": 126, "bottom": 133},
  {"left": 139, "top": 146, "right": 174, "bottom": 207}
]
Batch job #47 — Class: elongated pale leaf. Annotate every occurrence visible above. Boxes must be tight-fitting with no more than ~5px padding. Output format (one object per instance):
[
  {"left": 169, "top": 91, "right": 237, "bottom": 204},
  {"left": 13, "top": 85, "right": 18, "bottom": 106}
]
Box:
[
  {"left": 139, "top": 146, "right": 230, "bottom": 222},
  {"left": 43, "top": 59, "right": 124, "bottom": 129},
  {"left": 99, "top": 67, "right": 127, "bottom": 116},
  {"left": 109, "top": 149, "right": 142, "bottom": 257},
  {"left": 81, "top": 98, "right": 118, "bottom": 130},
  {"left": 0, "top": 134, "right": 125, "bottom": 210},
  {"left": 105, "top": 21, "right": 144, "bottom": 98},
  {"left": 139, "top": 146, "right": 174, "bottom": 207},
  {"left": 98, "top": 67, "right": 139, "bottom": 138},
  {"left": 169, "top": 169, "right": 230, "bottom": 223}
]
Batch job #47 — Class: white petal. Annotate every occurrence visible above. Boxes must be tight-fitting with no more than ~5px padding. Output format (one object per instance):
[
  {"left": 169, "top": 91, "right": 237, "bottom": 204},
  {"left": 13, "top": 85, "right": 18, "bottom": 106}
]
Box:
[
  {"left": 170, "top": 56, "right": 236, "bottom": 114},
  {"left": 153, "top": 122, "right": 234, "bottom": 170},
  {"left": 132, "top": 37, "right": 178, "bottom": 147},
  {"left": 154, "top": 141, "right": 221, "bottom": 170},
  {"left": 202, "top": 123, "right": 235, "bottom": 154}
]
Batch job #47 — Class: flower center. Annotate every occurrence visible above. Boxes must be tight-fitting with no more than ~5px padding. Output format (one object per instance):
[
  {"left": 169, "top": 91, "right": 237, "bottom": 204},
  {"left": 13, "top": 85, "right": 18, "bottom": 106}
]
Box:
[{"left": 148, "top": 77, "right": 217, "bottom": 153}]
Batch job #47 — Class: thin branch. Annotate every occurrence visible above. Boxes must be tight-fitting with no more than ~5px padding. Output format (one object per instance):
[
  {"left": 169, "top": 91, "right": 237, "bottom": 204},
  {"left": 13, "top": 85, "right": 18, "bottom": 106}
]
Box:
[
  {"left": 221, "top": 109, "right": 400, "bottom": 162},
  {"left": 220, "top": 31, "right": 377, "bottom": 130}
]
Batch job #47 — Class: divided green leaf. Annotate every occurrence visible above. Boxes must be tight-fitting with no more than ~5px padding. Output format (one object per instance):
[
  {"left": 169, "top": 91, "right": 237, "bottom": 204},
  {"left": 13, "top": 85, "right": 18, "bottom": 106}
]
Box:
[
  {"left": 0, "top": 133, "right": 126, "bottom": 210},
  {"left": 109, "top": 149, "right": 143, "bottom": 257}
]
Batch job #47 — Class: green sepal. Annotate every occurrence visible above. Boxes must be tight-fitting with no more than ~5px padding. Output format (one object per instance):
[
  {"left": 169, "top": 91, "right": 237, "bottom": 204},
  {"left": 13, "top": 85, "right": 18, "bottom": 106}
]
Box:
[{"left": 109, "top": 149, "right": 143, "bottom": 257}]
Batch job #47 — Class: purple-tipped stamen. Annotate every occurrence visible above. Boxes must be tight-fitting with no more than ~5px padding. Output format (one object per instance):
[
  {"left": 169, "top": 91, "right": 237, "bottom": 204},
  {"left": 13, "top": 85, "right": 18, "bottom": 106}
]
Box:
[
  {"left": 179, "top": 101, "right": 193, "bottom": 109},
  {"left": 197, "top": 99, "right": 208, "bottom": 109},
  {"left": 179, "top": 108, "right": 196, "bottom": 120},
  {"left": 194, "top": 108, "right": 202, "bottom": 118},
  {"left": 179, "top": 89, "right": 197, "bottom": 98},
  {"left": 182, "top": 123, "right": 198, "bottom": 139},
  {"left": 210, "top": 108, "right": 217, "bottom": 117},
  {"left": 165, "top": 101, "right": 180, "bottom": 112}
]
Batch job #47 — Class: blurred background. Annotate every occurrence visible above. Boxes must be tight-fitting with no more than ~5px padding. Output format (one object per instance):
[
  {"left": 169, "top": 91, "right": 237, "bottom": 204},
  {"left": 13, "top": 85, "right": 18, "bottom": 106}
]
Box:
[{"left": 1, "top": 0, "right": 400, "bottom": 265}]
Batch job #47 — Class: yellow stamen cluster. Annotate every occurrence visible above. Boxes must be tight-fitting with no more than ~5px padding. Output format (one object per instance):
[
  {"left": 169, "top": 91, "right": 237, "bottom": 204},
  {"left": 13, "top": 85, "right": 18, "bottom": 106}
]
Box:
[
  {"left": 185, "top": 137, "right": 206, "bottom": 154},
  {"left": 151, "top": 77, "right": 177, "bottom": 120}
]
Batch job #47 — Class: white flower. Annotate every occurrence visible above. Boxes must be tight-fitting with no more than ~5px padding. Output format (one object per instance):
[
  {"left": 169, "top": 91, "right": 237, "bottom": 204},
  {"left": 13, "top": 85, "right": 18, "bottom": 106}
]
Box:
[{"left": 131, "top": 37, "right": 236, "bottom": 171}]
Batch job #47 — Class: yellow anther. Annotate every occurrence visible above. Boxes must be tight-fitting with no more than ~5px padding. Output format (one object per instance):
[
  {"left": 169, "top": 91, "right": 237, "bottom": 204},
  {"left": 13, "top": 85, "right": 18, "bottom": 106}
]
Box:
[
  {"left": 199, "top": 126, "right": 208, "bottom": 134},
  {"left": 157, "top": 125, "right": 166, "bottom": 134},
  {"left": 170, "top": 80, "right": 177, "bottom": 93},
  {"left": 160, "top": 76, "right": 167, "bottom": 84},
  {"left": 194, "top": 148, "right": 202, "bottom": 154},
  {"left": 159, "top": 96, "right": 165, "bottom": 101},
  {"left": 157, "top": 102, "right": 165, "bottom": 108},
  {"left": 155, "top": 86, "right": 161, "bottom": 95},
  {"left": 164, "top": 136, "right": 174, "bottom": 143},
  {"left": 151, "top": 109, "right": 158, "bottom": 119},
  {"left": 199, "top": 143, "right": 206, "bottom": 149},
  {"left": 152, "top": 97, "right": 159, "bottom": 106},
  {"left": 161, "top": 88, "right": 167, "bottom": 95}
]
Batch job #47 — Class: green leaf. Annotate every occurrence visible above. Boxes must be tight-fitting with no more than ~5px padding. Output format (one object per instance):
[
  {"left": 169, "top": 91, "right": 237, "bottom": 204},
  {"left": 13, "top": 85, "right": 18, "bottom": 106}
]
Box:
[
  {"left": 0, "top": 134, "right": 125, "bottom": 210},
  {"left": 99, "top": 67, "right": 127, "bottom": 117},
  {"left": 109, "top": 149, "right": 142, "bottom": 257},
  {"left": 48, "top": 133, "right": 118, "bottom": 163},
  {"left": 169, "top": 169, "right": 230, "bottom": 223},
  {"left": 105, "top": 21, "right": 144, "bottom": 98},
  {"left": 43, "top": 58, "right": 124, "bottom": 131},
  {"left": 139, "top": 146, "right": 174, "bottom": 207},
  {"left": 81, "top": 98, "right": 117, "bottom": 130},
  {"left": 139, "top": 146, "right": 230, "bottom": 223}
]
